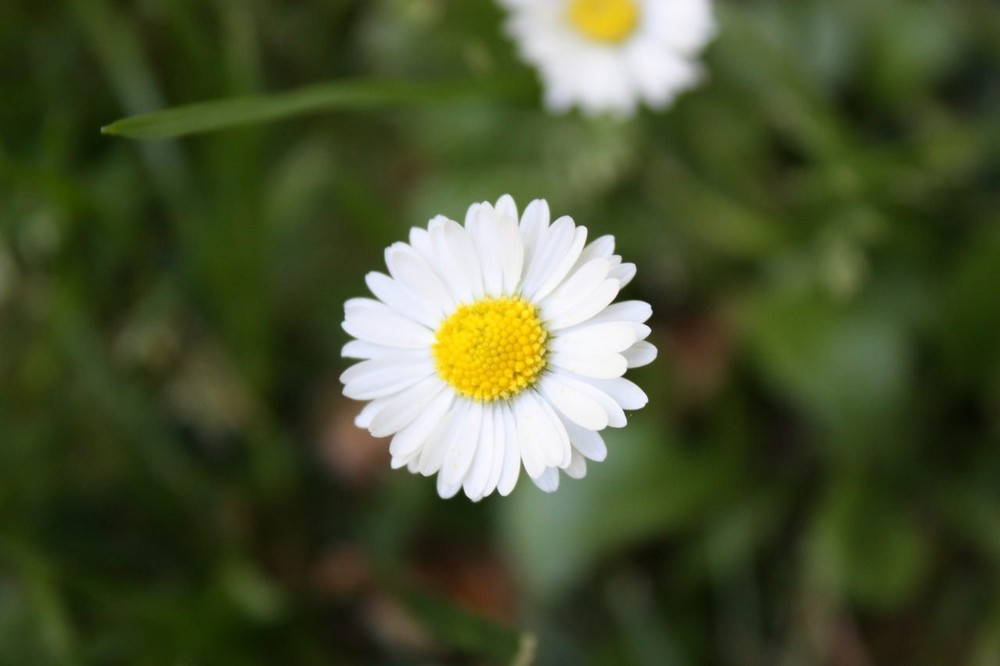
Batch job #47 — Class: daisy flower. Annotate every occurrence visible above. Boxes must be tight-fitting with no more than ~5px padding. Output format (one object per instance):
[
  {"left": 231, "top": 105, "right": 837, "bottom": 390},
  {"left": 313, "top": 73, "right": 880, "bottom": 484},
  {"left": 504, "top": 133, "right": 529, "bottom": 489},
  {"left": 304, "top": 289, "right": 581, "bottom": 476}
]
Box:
[
  {"left": 498, "top": 0, "right": 716, "bottom": 117},
  {"left": 340, "top": 195, "right": 656, "bottom": 500}
]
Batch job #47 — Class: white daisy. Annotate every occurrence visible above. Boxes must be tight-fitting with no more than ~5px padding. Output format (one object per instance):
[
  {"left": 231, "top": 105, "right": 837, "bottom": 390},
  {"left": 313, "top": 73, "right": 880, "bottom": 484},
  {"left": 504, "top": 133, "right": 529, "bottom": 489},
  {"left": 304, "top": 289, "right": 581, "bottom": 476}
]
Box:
[
  {"left": 340, "top": 195, "right": 656, "bottom": 501},
  {"left": 498, "top": 0, "right": 716, "bottom": 117}
]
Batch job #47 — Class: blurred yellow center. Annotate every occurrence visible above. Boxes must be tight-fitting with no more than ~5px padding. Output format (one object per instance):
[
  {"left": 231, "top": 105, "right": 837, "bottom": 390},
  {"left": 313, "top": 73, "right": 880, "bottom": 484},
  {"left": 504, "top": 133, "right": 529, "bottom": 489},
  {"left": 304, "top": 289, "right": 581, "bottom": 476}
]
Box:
[
  {"left": 568, "top": 0, "right": 640, "bottom": 43},
  {"left": 433, "top": 296, "right": 547, "bottom": 402}
]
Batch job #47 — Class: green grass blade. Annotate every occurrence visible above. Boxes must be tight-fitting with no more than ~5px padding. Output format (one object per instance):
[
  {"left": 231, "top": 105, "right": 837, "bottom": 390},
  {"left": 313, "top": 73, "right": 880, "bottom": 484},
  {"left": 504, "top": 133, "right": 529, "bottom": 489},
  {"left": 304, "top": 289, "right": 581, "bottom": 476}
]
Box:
[{"left": 101, "top": 78, "right": 523, "bottom": 139}]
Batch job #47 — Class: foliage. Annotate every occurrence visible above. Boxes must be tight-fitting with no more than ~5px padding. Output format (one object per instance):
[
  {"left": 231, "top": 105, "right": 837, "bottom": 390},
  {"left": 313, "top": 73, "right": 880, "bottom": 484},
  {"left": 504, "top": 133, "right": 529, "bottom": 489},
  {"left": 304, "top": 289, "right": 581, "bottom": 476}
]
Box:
[{"left": 2, "top": 0, "right": 1000, "bottom": 664}]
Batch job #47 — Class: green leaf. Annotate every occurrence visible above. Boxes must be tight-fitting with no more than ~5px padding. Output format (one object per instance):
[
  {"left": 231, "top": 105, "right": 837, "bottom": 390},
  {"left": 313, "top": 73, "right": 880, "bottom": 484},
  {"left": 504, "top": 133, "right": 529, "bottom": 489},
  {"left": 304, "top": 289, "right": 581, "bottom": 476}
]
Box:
[
  {"left": 501, "top": 421, "right": 741, "bottom": 599},
  {"left": 744, "top": 286, "right": 912, "bottom": 439},
  {"left": 101, "top": 78, "right": 524, "bottom": 140},
  {"left": 808, "top": 481, "right": 930, "bottom": 609},
  {"left": 937, "top": 230, "right": 1000, "bottom": 389}
]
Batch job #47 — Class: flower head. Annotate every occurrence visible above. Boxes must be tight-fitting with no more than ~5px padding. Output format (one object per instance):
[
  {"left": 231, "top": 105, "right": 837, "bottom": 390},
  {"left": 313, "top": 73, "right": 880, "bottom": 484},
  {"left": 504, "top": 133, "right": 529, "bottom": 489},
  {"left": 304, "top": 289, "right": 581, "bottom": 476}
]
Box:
[
  {"left": 498, "top": 0, "right": 716, "bottom": 117},
  {"left": 340, "top": 195, "right": 656, "bottom": 500}
]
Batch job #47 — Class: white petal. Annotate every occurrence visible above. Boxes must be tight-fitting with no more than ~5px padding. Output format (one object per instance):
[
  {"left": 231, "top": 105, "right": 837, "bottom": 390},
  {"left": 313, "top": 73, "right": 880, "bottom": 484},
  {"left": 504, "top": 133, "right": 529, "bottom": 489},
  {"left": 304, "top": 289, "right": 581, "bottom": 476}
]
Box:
[
  {"left": 564, "top": 449, "right": 587, "bottom": 479},
  {"left": 511, "top": 400, "right": 545, "bottom": 479},
  {"left": 576, "top": 235, "right": 616, "bottom": 267},
  {"left": 519, "top": 199, "right": 550, "bottom": 273},
  {"left": 562, "top": 417, "right": 608, "bottom": 462},
  {"left": 538, "top": 373, "right": 609, "bottom": 431},
  {"left": 640, "top": 0, "right": 717, "bottom": 54},
  {"left": 418, "top": 399, "right": 469, "bottom": 476},
  {"left": 549, "top": 349, "right": 628, "bottom": 379},
  {"left": 585, "top": 377, "right": 649, "bottom": 410},
  {"left": 464, "top": 201, "right": 483, "bottom": 228},
  {"left": 390, "top": 452, "right": 415, "bottom": 470},
  {"left": 343, "top": 298, "right": 434, "bottom": 349},
  {"left": 549, "top": 321, "right": 639, "bottom": 355},
  {"left": 439, "top": 218, "right": 484, "bottom": 300},
  {"left": 611, "top": 262, "right": 636, "bottom": 288},
  {"left": 514, "top": 390, "right": 570, "bottom": 473},
  {"left": 470, "top": 204, "right": 505, "bottom": 296},
  {"left": 538, "top": 258, "right": 610, "bottom": 323},
  {"left": 437, "top": 473, "right": 462, "bottom": 499},
  {"left": 497, "top": 209, "right": 525, "bottom": 294},
  {"left": 427, "top": 214, "right": 450, "bottom": 232},
  {"left": 523, "top": 218, "right": 587, "bottom": 302},
  {"left": 497, "top": 404, "right": 522, "bottom": 496},
  {"left": 463, "top": 406, "right": 494, "bottom": 500},
  {"left": 521, "top": 215, "right": 574, "bottom": 298},
  {"left": 427, "top": 218, "right": 476, "bottom": 303},
  {"left": 440, "top": 401, "right": 484, "bottom": 487},
  {"left": 495, "top": 194, "right": 518, "bottom": 223},
  {"left": 385, "top": 245, "right": 454, "bottom": 320},
  {"left": 626, "top": 43, "right": 702, "bottom": 108},
  {"left": 582, "top": 300, "right": 653, "bottom": 326},
  {"left": 532, "top": 467, "right": 560, "bottom": 493},
  {"left": 368, "top": 378, "right": 447, "bottom": 438},
  {"left": 409, "top": 226, "right": 434, "bottom": 262},
  {"left": 513, "top": 391, "right": 569, "bottom": 476},
  {"left": 389, "top": 388, "right": 455, "bottom": 459},
  {"left": 340, "top": 356, "right": 435, "bottom": 401},
  {"left": 632, "top": 323, "right": 653, "bottom": 341},
  {"left": 354, "top": 401, "right": 380, "bottom": 429},
  {"left": 551, "top": 371, "right": 628, "bottom": 427},
  {"left": 544, "top": 397, "right": 573, "bottom": 467},
  {"left": 552, "top": 373, "right": 626, "bottom": 428},
  {"left": 624, "top": 340, "right": 658, "bottom": 368},
  {"left": 483, "top": 406, "right": 507, "bottom": 498},
  {"left": 343, "top": 340, "right": 424, "bottom": 360},
  {"left": 526, "top": 212, "right": 573, "bottom": 283},
  {"left": 366, "top": 271, "right": 433, "bottom": 328},
  {"left": 545, "top": 278, "right": 621, "bottom": 330}
]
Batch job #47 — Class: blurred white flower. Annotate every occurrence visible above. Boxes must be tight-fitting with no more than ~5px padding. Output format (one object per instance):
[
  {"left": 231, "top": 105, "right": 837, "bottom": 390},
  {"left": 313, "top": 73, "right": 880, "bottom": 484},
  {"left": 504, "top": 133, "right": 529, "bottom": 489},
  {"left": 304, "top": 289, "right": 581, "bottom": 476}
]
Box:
[
  {"left": 340, "top": 195, "right": 656, "bottom": 500},
  {"left": 498, "top": 0, "right": 715, "bottom": 117}
]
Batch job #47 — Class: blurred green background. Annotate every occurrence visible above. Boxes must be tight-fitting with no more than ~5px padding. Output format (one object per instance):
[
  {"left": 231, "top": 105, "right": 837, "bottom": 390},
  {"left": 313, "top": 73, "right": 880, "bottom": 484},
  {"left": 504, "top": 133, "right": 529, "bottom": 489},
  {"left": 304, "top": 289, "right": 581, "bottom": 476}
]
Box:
[{"left": 3, "top": 0, "right": 1000, "bottom": 664}]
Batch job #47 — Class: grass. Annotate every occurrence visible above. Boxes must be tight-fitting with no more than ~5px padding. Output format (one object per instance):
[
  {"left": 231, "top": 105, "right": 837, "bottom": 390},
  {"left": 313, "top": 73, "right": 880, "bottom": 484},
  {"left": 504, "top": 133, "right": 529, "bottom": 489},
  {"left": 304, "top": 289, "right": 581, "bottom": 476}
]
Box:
[{"left": 2, "top": 0, "right": 1000, "bottom": 663}]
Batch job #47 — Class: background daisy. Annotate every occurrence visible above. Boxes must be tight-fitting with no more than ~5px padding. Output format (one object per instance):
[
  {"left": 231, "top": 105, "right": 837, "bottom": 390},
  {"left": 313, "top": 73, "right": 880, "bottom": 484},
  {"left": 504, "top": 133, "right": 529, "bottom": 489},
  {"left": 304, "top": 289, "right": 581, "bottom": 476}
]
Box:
[
  {"left": 499, "top": 0, "right": 716, "bottom": 116},
  {"left": 340, "top": 195, "right": 655, "bottom": 500}
]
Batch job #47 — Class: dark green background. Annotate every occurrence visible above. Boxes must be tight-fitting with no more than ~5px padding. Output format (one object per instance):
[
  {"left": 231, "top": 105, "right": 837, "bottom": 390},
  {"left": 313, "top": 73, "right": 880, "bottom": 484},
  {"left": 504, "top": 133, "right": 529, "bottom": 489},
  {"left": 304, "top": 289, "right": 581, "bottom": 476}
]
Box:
[{"left": 2, "top": 0, "right": 1000, "bottom": 664}]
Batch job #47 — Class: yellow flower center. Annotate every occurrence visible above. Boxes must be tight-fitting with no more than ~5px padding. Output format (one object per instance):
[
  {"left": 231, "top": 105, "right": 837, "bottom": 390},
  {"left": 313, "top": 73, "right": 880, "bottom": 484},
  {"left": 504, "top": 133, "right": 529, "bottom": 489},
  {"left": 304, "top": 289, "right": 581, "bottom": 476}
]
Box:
[
  {"left": 567, "top": 0, "right": 640, "bottom": 44},
  {"left": 433, "top": 296, "right": 548, "bottom": 402}
]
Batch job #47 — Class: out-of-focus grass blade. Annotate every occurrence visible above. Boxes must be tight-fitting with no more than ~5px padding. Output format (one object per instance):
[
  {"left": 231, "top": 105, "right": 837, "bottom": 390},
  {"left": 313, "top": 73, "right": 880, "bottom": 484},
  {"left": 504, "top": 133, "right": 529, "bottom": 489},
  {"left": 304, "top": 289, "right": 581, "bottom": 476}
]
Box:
[
  {"left": 396, "top": 585, "right": 536, "bottom": 665},
  {"left": 102, "top": 78, "right": 522, "bottom": 139}
]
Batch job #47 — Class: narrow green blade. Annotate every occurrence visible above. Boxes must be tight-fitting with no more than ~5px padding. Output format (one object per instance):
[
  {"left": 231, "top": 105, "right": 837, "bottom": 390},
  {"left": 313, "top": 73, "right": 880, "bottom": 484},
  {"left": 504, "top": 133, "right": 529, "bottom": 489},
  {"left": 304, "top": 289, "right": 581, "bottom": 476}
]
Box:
[{"left": 101, "top": 78, "right": 522, "bottom": 140}]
